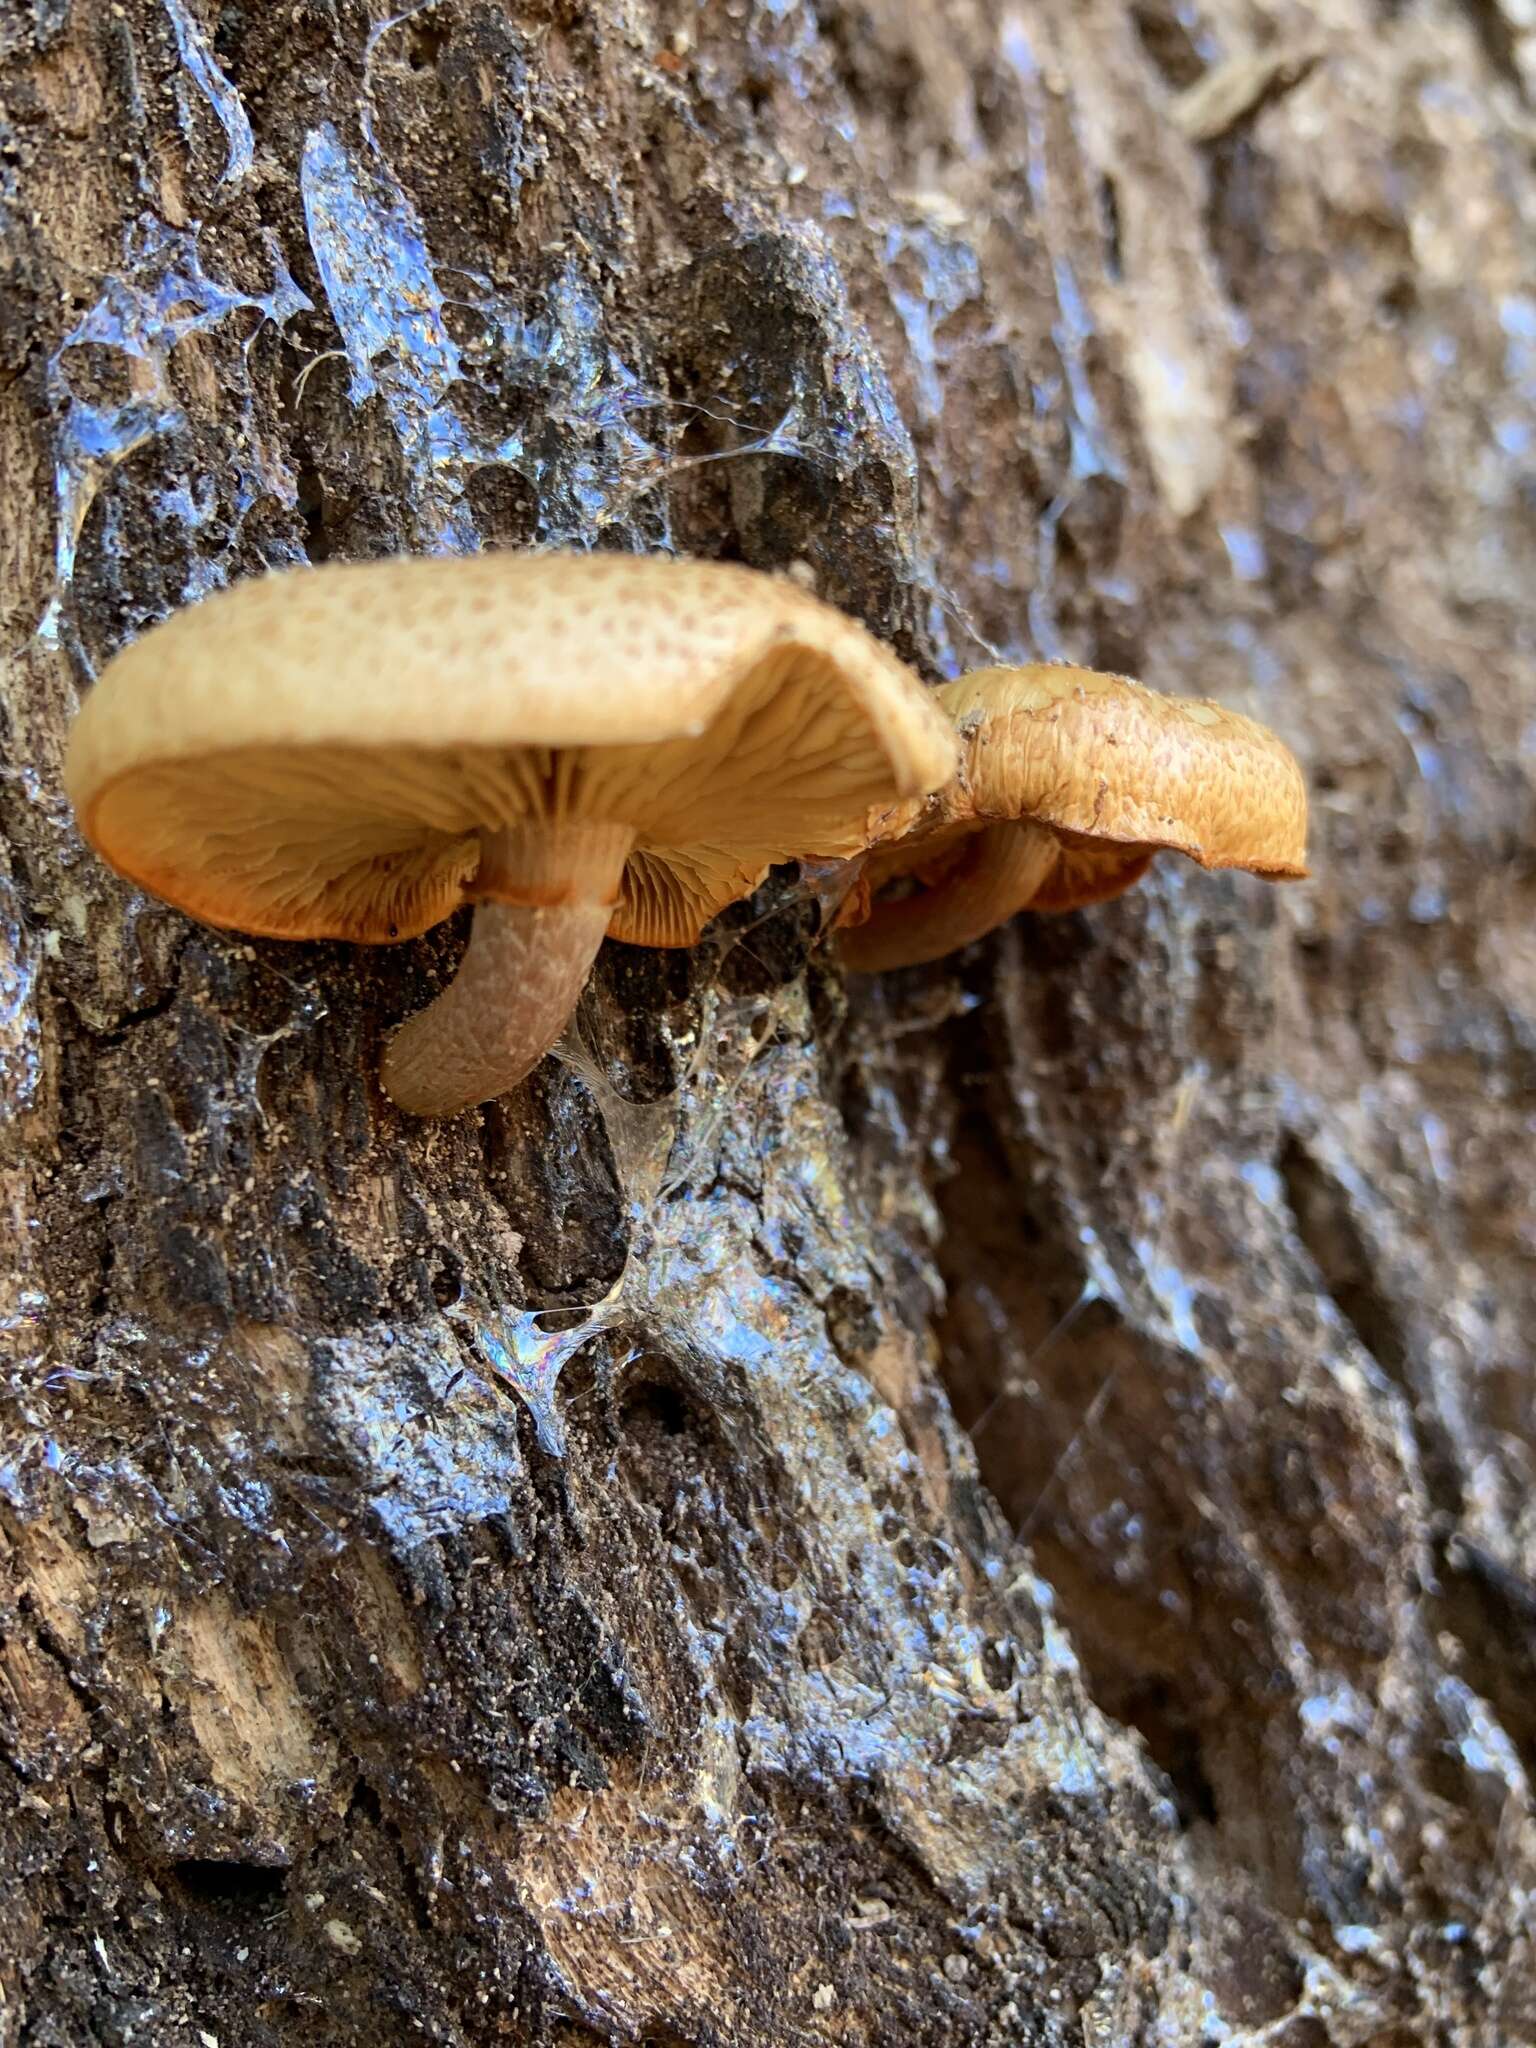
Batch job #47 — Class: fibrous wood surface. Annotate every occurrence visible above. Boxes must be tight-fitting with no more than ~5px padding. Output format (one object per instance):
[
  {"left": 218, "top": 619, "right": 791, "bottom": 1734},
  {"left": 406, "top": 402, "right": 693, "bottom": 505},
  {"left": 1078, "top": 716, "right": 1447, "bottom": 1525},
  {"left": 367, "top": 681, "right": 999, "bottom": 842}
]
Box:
[{"left": 1, "top": 1, "right": 1533, "bottom": 2042}]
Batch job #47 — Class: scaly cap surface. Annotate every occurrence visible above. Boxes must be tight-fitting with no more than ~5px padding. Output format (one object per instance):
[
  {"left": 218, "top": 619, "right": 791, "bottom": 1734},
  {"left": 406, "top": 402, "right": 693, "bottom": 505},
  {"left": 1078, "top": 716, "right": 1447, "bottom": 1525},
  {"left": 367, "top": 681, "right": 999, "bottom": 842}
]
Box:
[
  {"left": 66, "top": 551, "right": 957, "bottom": 946},
  {"left": 938, "top": 664, "right": 1308, "bottom": 880}
]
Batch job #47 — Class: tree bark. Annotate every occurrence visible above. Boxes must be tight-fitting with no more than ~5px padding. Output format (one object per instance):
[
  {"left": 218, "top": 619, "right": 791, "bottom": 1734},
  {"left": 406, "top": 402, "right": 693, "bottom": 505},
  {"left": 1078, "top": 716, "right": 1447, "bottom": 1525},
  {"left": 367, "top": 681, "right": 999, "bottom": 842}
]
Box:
[{"left": 2, "top": 1, "right": 1534, "bottom": 2043}]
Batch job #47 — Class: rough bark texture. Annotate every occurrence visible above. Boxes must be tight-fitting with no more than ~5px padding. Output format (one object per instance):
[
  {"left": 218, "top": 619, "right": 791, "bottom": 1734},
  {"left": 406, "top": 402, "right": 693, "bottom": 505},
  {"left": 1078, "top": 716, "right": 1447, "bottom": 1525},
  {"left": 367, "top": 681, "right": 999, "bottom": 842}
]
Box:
[{"left": 2, "top": 0, "right": 1534, "bottom": 2042}]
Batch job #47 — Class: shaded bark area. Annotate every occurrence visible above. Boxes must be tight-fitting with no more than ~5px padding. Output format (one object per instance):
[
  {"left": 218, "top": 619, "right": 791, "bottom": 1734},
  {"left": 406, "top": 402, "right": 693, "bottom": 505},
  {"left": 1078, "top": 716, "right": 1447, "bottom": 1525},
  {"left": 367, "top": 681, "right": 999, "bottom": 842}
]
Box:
[{"left": 1, "top": 0, "right": 1533, "bottom": 2042}]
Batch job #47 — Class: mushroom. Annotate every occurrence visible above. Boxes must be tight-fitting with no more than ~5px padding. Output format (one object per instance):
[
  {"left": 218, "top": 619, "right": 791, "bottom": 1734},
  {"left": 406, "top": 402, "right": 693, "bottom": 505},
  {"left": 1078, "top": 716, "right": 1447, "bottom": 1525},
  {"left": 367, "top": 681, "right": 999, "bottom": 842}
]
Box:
[
  {"left": 65, "top": 551, "right": 956, "bottom": 1115},
  {"left": 838, "top": 663, "right": 1308, "bottom": 972}
]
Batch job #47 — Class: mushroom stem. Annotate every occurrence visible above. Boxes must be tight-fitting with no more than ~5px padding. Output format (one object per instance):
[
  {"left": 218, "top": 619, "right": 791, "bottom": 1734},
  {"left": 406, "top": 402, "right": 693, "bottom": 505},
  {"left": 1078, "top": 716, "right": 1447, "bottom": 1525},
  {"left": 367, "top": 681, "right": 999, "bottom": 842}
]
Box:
[
  {"left": 839, "top": 818, "right": 1060, "bottom": 973},
  {"left": 380, "top": 824, "right": 632, "bottom": 1117}
]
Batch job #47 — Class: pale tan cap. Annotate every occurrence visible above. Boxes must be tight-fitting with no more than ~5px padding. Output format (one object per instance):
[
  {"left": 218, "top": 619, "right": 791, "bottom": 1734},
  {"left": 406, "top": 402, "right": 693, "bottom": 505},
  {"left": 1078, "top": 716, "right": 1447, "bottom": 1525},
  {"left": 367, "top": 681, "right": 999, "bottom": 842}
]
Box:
[{"left": 66, "top": 551, "right": 957, "bottom": 947}]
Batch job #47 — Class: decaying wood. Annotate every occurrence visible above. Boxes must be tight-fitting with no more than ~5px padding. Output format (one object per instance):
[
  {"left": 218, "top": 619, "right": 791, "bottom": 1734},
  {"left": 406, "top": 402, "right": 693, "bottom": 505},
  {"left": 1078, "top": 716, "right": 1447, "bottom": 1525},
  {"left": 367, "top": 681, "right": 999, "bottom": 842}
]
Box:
[{"left": 2, "top": 0, "right": 1533, "bottom": 2042}]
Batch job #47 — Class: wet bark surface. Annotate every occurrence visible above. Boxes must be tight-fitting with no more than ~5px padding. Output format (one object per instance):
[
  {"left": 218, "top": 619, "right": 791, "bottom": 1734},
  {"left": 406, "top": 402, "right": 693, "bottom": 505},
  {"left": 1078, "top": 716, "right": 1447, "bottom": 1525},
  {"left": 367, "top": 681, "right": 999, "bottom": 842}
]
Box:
[{"left": 2, "top": 0, "right": 1534, "bottom": 2042}]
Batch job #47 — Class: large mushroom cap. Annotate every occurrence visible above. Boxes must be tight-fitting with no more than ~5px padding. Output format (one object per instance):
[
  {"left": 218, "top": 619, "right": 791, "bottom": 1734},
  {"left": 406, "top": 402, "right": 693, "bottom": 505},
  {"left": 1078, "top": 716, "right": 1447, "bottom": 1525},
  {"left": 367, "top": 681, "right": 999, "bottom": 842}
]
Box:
[
  {"left": 66, "top": 551, "right": 956, "bottom": 947},
  {"left": 939, "top": 663, "right": 1309, "bottom": 881}
]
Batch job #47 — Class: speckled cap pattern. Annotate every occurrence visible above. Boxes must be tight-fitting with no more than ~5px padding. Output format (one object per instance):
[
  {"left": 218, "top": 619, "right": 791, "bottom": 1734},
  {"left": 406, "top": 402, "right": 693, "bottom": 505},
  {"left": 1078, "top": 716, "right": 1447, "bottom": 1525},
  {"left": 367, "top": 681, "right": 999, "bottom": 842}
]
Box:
[{"left": 66, "top": 551, "right": 958, "bottom": 947}]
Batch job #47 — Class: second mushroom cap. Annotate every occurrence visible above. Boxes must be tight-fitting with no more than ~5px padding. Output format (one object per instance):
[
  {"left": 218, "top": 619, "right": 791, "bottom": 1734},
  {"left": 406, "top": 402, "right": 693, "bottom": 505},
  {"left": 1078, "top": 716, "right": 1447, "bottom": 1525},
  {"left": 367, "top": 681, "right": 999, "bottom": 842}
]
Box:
[{"left": 840, "top": 662, "right": 1309, "bottom": 971}]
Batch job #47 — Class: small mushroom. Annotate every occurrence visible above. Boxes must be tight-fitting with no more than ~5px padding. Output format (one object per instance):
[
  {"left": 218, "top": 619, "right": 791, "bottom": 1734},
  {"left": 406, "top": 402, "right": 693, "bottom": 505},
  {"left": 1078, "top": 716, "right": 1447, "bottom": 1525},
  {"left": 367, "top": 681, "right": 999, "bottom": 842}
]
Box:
[
  {"left": 838, "top": 663, "right": 1308, "bottom": 972},
  {"left": 66, "top": 551, "right": 956, "bottom": 1114}
]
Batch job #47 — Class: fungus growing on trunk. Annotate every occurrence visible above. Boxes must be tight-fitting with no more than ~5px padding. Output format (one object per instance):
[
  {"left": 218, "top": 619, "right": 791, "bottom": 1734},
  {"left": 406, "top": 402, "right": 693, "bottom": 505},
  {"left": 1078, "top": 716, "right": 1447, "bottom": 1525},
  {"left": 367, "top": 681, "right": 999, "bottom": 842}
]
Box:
[
  {"left": 838, "top": 663, "right": 1308, "bottom": 972},
  {"left": 66, "top": 551, "right": 956, "bottom": 1115}
]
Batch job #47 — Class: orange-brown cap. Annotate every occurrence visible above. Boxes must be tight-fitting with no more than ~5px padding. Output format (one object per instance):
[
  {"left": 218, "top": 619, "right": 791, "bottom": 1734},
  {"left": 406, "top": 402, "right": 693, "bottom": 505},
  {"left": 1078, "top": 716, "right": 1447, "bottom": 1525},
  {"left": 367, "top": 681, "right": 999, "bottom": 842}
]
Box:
[
  {"left": 940, "top": 664, "right": 1308, "bottom": 875},
  {"left": 840, "top": 662, "right": 1308, "bottom": 971},
  {"left": 65, "top": 551, "right": 957, "bottom": 949}
]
